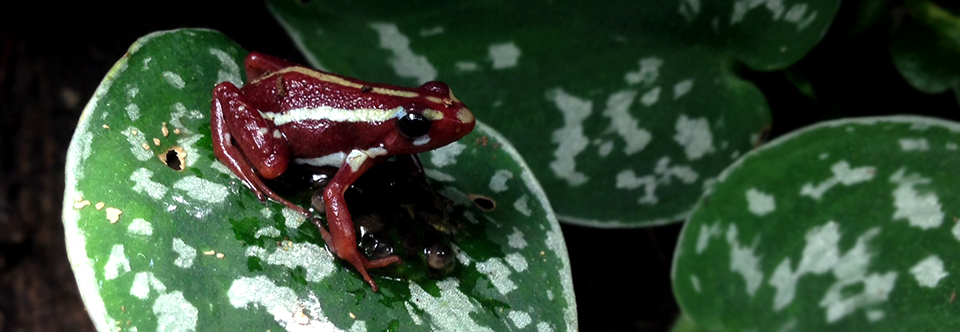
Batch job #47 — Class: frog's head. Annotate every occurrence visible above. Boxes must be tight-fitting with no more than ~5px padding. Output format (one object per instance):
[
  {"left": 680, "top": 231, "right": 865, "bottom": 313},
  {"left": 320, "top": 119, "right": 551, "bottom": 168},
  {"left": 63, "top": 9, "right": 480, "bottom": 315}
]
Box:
[{"left": 389, "top": 81, "right": 475, "bottom": 153}]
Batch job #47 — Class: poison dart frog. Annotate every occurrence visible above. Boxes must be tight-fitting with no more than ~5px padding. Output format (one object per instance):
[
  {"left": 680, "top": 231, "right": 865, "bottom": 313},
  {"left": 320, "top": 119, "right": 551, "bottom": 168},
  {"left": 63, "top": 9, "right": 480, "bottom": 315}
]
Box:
[{"left": 210, "top": 52, "right": 475, "bottom": 291}]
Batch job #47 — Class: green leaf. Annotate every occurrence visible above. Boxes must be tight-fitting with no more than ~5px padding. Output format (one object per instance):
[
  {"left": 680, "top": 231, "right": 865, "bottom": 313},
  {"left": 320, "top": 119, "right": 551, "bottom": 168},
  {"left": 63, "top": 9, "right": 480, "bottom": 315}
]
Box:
[
  {"left": 63, "top": 29, "right": 576, "bottom": 332},
  {"left": 673, "top": 115, "right": 960, "bottom": 330},
  {"left": 267, "top": 0, "right": 839, "bottom": 227},
  {"left": 891, "top": 1, "right": 960, "bottom": 105}
]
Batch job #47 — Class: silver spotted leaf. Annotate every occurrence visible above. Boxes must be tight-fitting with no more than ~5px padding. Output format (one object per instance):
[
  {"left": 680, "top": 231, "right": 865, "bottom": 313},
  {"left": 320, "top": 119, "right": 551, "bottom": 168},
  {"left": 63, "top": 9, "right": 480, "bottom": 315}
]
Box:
[
  {"left": 267, "top": 0, "right": 840, "bottom": 227},
  {"left": 673, "top": 116, "right": 960, "bottom": 330},
  {"left": 63, "top": 29, "right": 576, "bottom": 332}
]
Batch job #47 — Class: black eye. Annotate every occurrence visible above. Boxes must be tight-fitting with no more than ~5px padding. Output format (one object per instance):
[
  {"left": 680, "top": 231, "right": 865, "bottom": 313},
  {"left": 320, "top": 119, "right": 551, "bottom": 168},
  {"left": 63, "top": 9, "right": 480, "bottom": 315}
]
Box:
[{"left": 398, "top": 113, "right": 432, "bottom": 138}]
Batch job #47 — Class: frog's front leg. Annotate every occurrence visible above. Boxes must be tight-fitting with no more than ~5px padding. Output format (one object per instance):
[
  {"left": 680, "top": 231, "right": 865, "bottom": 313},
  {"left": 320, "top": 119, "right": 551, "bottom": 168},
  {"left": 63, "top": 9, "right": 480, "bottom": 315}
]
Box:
[
  {"left": 318, "top": 149, "right": 401, "bottom": 292},
  {"left": 211, "top": 82, "right": 309, "bottom": 216}
]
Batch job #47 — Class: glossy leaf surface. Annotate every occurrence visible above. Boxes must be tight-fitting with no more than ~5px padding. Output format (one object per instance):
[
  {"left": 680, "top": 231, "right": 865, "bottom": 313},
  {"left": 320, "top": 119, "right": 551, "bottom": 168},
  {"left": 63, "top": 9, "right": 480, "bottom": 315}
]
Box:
[
  {"left": 268, "top": 0, "right": 839, "bottom": 227},
  {"left": 63, "top": 29, "right": 576, "bottom": 332},
  {"left": 673, "top": 116, "right": 960, "bottom": 330}
]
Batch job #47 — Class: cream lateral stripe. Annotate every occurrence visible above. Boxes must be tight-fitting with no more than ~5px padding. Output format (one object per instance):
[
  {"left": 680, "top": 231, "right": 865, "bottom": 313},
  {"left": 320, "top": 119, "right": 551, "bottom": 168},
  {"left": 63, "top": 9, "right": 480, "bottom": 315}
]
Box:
[
  {"left": 254, "top": 67, "right": 419, "bottom": 98},
  {"left": 261, "top": 106, "right": 402, "bottom": 126}
]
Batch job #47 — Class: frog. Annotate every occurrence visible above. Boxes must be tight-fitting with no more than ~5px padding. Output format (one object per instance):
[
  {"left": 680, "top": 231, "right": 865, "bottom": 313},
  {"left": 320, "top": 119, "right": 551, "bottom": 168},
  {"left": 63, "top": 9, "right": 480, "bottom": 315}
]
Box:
[{"left": 210, "top": 52, "right": 475, "bottom": 291}]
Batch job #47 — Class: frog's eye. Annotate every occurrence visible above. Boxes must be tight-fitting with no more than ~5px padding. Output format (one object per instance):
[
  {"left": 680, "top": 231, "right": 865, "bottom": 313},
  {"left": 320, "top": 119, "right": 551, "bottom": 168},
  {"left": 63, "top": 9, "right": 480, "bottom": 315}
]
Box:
[{"left": 397, "top": 113, "right": 432, "bottom": 139}]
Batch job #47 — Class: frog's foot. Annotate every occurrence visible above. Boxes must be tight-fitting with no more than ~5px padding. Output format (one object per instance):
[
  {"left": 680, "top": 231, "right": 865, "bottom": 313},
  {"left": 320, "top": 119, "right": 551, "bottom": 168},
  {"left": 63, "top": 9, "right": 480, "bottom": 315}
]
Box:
[
  {"left": 347, "top": 254, "right": 401, "bottom": 292},
  {"left": 310, "top": 217, "right": 400, "bottom": 292}
]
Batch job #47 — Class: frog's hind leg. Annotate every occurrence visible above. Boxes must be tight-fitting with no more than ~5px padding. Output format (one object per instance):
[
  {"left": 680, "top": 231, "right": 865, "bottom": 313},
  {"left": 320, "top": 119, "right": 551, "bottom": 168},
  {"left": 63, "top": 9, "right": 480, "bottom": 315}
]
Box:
[{"left": 211, "top": 82, "right": 308, "bottom": 216}]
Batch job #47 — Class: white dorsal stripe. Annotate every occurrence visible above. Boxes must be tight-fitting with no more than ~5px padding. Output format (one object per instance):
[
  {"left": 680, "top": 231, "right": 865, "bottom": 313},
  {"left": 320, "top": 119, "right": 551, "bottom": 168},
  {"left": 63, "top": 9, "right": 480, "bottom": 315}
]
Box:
[
  {"left": 255, "top": 67, "right": 420, "bottom": 98},
  {"left": 262, "top": 106, "right": 403, "bottom": 126},
  {"left": 294, "top": 152, "right": 347, "bottom": 167}
]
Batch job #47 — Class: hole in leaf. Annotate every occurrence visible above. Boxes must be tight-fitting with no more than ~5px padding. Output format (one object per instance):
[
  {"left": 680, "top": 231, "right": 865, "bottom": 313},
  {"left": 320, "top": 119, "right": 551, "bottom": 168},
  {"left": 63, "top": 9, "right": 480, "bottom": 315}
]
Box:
[
  {"left": 161, "top": 146, "right": 186, "bottom": 171},
  {"left": 469, "top": 194, "right": 496, "bottom": 211}
]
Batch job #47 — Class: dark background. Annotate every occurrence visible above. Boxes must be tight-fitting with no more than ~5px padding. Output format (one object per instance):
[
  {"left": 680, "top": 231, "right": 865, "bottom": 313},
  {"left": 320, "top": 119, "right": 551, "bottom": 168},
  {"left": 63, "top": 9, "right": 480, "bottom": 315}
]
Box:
[{"left": 1, "top": 1, "right": 957, "bottom": 331}]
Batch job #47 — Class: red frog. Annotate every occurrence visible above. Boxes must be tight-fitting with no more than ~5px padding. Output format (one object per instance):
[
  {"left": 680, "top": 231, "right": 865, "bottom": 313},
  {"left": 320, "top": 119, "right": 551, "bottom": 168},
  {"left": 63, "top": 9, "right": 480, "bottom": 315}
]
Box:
[{"left": 210, "top": 52, "right": 475, "bottom": 291}]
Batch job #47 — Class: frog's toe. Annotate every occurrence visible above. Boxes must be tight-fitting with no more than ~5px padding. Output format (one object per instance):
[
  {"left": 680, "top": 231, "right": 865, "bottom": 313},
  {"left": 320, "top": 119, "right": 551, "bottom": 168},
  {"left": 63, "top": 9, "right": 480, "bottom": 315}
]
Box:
[{"left": 366, "top": 255, "right": 401, "bottom": 269}]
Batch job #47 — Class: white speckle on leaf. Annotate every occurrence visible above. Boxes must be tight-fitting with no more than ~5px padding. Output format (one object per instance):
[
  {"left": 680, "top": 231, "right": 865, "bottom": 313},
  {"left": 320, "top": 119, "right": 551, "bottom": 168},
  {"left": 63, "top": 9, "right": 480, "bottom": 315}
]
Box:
[
  {"left": 419, "top": 26, "right": 444, "bottom": 36},
  {"left": 172, "top": 176, "right": 228, "bottom": 204},
  {"left": 768, "top": 221, "right": 896, "bottom": 323},
  {"left": 867, "top": 310, "right": 885, "bottom": 322},
  {"left": 603, "top": 90, "right": 651, "bottom": 155},
  {"left": 640, "top": 87, "right": 661, "bottom": 106},
  {"left": 369, "top": 23, "right": 436, "bottom": 84},
  {"left": 255, "top": 226, "right": 281, "bottom": 239},
  {"left": 507, "top": 227, "right": 528, "bottom": 249},
  {"left": 732, "top": 0, "right": 793, "bottom": 25},
  {"left": 405, "top": 302, "right": 423, "bottom": 325},
  {"left": 126, "top": 103, "right": 140, "bottom": 121},
  {"left": 674, "top": 115, "right": 715, "bottom": 160},
  {"left": 131, "top": 168, "right": 168, "bottom": 200},
  {"left": 104, "top": 244, "right": 130, "bottom": 280},
  {"left": 613, "top": 169, "right": 648, "bottom": 189},
  {"left": 800, "top": 161, "right": 875, "bottom": 200},
  {"left": 899, "top": 138, "right": 929, "bottom": 151},
  {"left": 538, "top": 322, "right": 555, "bottom": 332},
  {"left": 624, "top": 57, "right": 662, "bottom": 85},
  {"left": 429, "top": 141, "right": 466, "bottom": 167},
  {"left": 615, "top": 170, "right": 657, "bottom": 204},
  {"left": 489, "top": 169, "right": 513, "bottom": 193},
  {"left": 455, "top": 61, "right": 479, "bottom": 72},
  {"left": 910, "top": 255, "right": 948, "bottom": 288},
  {"left": 282, "top": 207, "right": 306, "bottom": 230},
  {"left": 172, "top": 238, "right": 196, "bottom": 268},
  {"left": 130, "top": 272, "right": 152, "bottom": 299},
  {"left": 890, "top": 168, "right": 944, "bottom": 229},
  {"left": 124, "top": 126, "right": 153, "bottom": 161},
  {"left": 408, "top": 279, "right": 495, "bottom": 332},
  {"left": 785, "top": 4, "right": 818, "bottom": 30},
  {"left": 209, "top": 48, "right": 242, "bottom": 86},
  {"left": 821, "top": 268, "right": 897, "bottom": 323},
  {"left": 505, "top": 252, "right": 528, "bottom": 272},
  {"left": 245, "top": 242, "right": 334, "bottom": 282},
  {"left": 726, "top": 224, "right": 764, "bottom": 296},
  {"left": 947, "top": 142, "right": 958, "bottom": 150},
  {"left": 489, "top": 42, "right": 521, "bottom": 69},
  {"left": 153, "top": 291, "right": 198, "bottom": 332},
  {"left": 616, "top": 157, "right": 698, "bottom": 205},
  {"left": 162, "top": 71, "right": 185, "bottom": 89},
  {"left": 770, "top": 221, "right": 841, "bottom": 310},
  {"left": 679, "top": 0, "right": 701, "bottom": 21},
  {"left": 228, "top": 276, "right": 340, "bottom": 331},
  {"left": 546, "top": 88, "right": 591, "bottom": 186},
  {"left": 690, "top": 275, "right": 701, "bottom": 292},
  {"left": 513, "top": 195, "right": 532, "bottom": 217},
  {"left": 476, "top": 257, "right": 517, "bottom": 294},
  {"left": 170, "top": 102, "right": 204, "bottom": 135},
  {"left": 127, "top": 218, "right": 153, "bottom": 236},
  {"left": 696, "top": 221, "right": 723, "bottom": 254},
  {"left": 424, "top": 168, "right": 456, "bottom": 182},
  {"left": 142, "top": 57, "right": 152, "bottom": 70},
  {"left": 260, "top": 207, "right": 274, "bottom": 219},
  {"left": 673, "top": 79, "right": 694, "bottom": 99},
  {"left": 596, "top": 140, "right": 614, "bottom": 157},
  {"left": 746, "top": 188, "right": 775, "bottom": 216},
  {"left": 508, "top": 310, "right": 532, "bottom": 328},
  {"left": 211, "top": 161, "right": 233, "bottom": 175}
]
